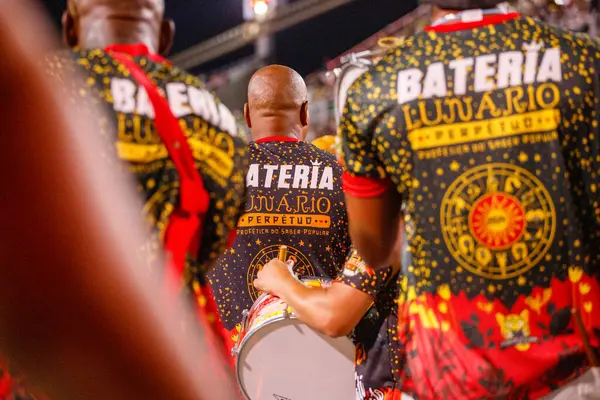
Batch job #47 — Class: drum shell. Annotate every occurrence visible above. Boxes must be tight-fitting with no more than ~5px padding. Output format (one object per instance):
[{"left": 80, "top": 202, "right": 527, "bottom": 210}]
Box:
[
  {"left": 234, "top": 277, "right": 355, "bottom": 400},
  {"left": 333, "top": 63, "right": 370, "bottom": 126},
  {"left": 237, "top": 277, "right": 331, "bottom": 346}
]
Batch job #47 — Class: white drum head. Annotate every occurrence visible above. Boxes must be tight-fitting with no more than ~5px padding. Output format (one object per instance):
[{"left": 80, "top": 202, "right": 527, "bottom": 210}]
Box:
[
  {"left": 334, "top": 63, "right": 369, "bottom": 126},
  {"left": 237, "top": 319, "right": 355, "bottom": 400}
]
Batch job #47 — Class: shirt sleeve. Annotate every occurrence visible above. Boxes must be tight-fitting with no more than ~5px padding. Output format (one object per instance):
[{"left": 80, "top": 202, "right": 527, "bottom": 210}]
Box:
[
  {"left": 336, "top": 248, "right": 394, "bottom": 299},
  {"left": 338, "top": 68, "right": 393, "bottom": 199}
]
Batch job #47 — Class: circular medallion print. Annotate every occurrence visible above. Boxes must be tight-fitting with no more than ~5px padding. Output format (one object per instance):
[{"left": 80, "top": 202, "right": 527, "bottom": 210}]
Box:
[
  {"left": 441, "top": 164, "right": 555, "bottom": 280},
  {"left": 246, "top": 245, "right": 314, "bottom": 301}
]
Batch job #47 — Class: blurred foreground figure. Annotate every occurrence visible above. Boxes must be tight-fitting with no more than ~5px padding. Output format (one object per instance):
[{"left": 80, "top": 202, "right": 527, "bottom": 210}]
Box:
[
  {"left": 0, "top": 1, "right": 238, "bottom": 399},
  {"left": 340, "top": 0, "right": 600, "bottom": 398},
  {"left": 51, "top": 0, "right": 249, "bottom": 361}
]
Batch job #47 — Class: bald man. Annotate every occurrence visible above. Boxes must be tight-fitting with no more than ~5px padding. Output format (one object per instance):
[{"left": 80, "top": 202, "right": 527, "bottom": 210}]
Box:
[
  {"left": 45, "top": 0, "right": 248, "bottom": 368},
  {"left": 209, "top": 65, "right": 351, "bottom": 340},
  {"left": 246, "top": 136, "right": 407, "bottom": 400}
]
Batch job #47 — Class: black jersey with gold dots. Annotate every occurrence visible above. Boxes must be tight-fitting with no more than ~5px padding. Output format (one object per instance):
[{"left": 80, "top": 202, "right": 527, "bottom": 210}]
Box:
[
  {"left": 210, "top": 139, "right": 351, "bottom": 333},
  {"left": 46, "top": 45, "right": 248, "bottom": 285},
  {"left": 337, "top": 249, "right": 402, "bottom": 400},
  {"left": 340, "top": 15, "right": 600, "bottom": 399}
]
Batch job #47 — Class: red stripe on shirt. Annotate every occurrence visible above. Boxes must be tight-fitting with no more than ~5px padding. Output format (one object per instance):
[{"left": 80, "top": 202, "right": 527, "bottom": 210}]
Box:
[
  {"left": 425, "top": 13, "right": 520, "bottom": 33},
  {"left": 342, "top": 171, "right": 391, "bottom": 198},
  {"left": 255, "top": 136, "right": 299, "bottom": 143}
]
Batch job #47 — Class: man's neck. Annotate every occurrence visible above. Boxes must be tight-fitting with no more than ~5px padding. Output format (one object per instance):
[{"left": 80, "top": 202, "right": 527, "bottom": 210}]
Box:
[
  {"left": 78, "top": 19, "right": 159, "bottom": 53},
  {"left": 251, "top": 122, "right": 303, "bottom": 142}
]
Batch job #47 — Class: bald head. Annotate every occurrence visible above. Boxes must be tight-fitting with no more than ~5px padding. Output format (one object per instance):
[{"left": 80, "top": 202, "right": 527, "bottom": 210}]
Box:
[
  {"left": 245, "top": 65, "right": 310, "bottom": 141},
  {"left": 64, "top": 0, "right": 173, "bottom": 54},
  {"left": 248, "top": 65, "right": 308, "bottom": 112},
  {"left": 68, "top": 0, "right": 165, "bottom": 15}
]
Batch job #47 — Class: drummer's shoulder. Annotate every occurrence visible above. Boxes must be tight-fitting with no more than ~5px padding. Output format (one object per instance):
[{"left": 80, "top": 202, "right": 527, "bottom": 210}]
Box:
[
  {"left": 347, "top": 39, "right": 417, "bottom": 95},
  {"left": 372, "top": 37, "right": 418, "bottom": 73}
]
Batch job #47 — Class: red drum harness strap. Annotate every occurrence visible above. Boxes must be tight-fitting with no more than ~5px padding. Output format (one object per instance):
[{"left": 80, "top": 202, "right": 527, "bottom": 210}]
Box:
[{"left": 106, "top": 44, "right": 233, "bottom": 368}]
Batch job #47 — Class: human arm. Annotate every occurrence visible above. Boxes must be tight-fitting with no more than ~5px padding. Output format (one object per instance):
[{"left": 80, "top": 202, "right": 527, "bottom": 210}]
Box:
[
  {"left": 338, "top": 65, "right": 407, "bottom": 269},
  {"left": 253, "top": 260, "right": 373, "bottom": 337},
  {"left": 253, "top": 252, "right": 397, "bottom": 338},
  {"left": 0, "top": 2, "right": 237, "bottom": 399},
  {"left": 344, "top": 188, "right": 403, "bottom": 269}
]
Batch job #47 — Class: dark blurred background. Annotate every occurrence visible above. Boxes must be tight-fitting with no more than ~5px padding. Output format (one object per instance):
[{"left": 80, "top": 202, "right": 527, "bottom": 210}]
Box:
[
  {"left": 40, "top": 0, "right": 597, "bottom": 139},
  {"left": 40, "top": 0, "right": 418, "bottom": 75}
]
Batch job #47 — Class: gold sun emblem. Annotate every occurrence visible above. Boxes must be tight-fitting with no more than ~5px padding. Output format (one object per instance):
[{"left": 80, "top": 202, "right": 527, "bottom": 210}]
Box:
[
  {"left": 441, "top": 164, "right": 556, "bottom": 280},
  {"left": 469, "top": 193, "right": 526, "bottom": 250}
]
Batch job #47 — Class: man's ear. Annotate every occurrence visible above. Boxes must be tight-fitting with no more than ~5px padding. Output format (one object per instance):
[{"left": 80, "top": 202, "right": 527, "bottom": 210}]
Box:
[
  {"left": 62, "top": 10, "right": 78, "bottom": 48},
  {"left": 158, "top": 18, "right": 175, "bottom": 55},
  {"left": 300, "top": 101, "right": 310, "bottom": 127},
  {"left": 244, "top": 103, "right": 252, "bottom": 128}
]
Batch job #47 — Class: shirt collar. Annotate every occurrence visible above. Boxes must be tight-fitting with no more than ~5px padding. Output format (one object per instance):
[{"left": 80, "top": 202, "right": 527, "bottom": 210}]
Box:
[
  {"left": 104, "top": 43, "right": 169, "bottom": 64},
  {"left": 425, "top": 12, "right": 520, "bottom": 33},
  {"left": 255, "top": 136, "right": 300, "bottom": 143}
]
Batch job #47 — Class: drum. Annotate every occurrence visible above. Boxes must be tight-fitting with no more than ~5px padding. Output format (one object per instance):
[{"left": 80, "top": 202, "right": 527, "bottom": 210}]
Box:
[
  {"left": 331, "top": 37, "right": 404, "bottom": 125},
  {"left": 332, "top": 56, "right": 371, "bottom": 126},
  {"left": 232, "top": 277, "right": 355, "bottom": 400}
]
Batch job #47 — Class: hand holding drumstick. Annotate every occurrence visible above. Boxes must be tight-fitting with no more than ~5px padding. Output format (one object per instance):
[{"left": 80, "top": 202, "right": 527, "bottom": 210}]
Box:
[{"left": 254, "top": 246, "right": 297, "bottom": 296}]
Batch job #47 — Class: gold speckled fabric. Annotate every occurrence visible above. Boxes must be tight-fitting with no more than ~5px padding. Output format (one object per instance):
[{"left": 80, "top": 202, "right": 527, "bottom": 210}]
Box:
[
  {"left": 337, "top": 248, "right": 401, "bottom": 399},
  {"left": 340, "top": 15, "right": 600, "bottom": 399},
  {"left": 46, "top": 46, "right": 248, "bottom": 282}
]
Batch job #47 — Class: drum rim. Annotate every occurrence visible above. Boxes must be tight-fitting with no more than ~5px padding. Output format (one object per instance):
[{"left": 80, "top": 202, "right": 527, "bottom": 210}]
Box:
[
  {"left": 333, "top": 63, "right": 370, "bottom": 126},
  {"left": 235, "top": 276, "right": 331, "bottom": 399},
  {"left": 235, "top": 313, "right": 299, "bottom": 400},
  {"left": 244, "top": 276, "right": 330, "bottom": 332}
]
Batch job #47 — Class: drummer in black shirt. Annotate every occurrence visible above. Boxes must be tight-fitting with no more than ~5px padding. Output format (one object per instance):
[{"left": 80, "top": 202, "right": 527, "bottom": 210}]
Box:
[
  {"left": 209, "top": 65, "right": 351, "bottom": 343},
  {"left": 251, "top": 136, "right": 404, "bottom": 400}
]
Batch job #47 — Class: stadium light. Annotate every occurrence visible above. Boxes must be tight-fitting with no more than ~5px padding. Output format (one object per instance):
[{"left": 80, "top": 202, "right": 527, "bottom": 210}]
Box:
[
  {"left": 244, "top": 0, "right": 275, "bottom": 21},
  {"left": 254, "top": 0, "right": 269, "bottom": 15}
]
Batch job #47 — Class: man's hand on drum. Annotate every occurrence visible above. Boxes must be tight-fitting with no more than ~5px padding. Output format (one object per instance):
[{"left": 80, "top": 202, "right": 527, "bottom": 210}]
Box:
[{"left": 254, "top": 259, "right": 295, "bottom": 296}]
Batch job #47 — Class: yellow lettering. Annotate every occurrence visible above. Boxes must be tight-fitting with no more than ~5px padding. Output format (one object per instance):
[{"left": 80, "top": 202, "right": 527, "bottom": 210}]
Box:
[
  {"left": 402, "top": 105, "right": 420, "bottom": 130},
  {"left": 476, "top": 93, "right": 503, "bottom": 120},
  {"left": 276, "top": 194, "right": 292, "bottom": 213},
  {"left": 536, "top": 83, "right": 560, "bottom": 110},
  {"left": 215, "top": 132, "right": 235, "bottom": 157},
  {"left": 418, "top": 100, "right": 444, "bottom": 126},
  {"left": 527, "top": 85, "right": 536, "bottom": 112},
  {"left": 316, "top": 197, "right": 331, "bottom": 214},
  {"left": 447, "top": 97, "right": 473, "bottom": 123},
  {"left": 117, "top": 114, "right": 127, "bottom": 141},
  {"left": 505, "top": 87, "right": 527, "bottom": 115},
  {"left": 256, "top": 195, "right": 273, "bottom": 212}
]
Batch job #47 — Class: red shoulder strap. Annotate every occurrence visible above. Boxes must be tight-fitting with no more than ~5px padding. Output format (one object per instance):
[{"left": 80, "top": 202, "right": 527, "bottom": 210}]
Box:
[
  {"left": 108, "top": 51, "right": 234, "bottom": 369},
  {"left": 109, "top": 52, "right": 209, "bottom": 280}
]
